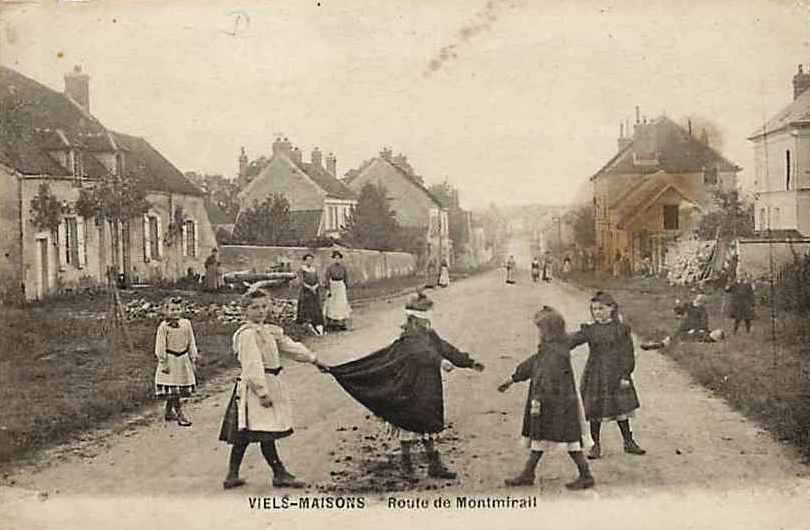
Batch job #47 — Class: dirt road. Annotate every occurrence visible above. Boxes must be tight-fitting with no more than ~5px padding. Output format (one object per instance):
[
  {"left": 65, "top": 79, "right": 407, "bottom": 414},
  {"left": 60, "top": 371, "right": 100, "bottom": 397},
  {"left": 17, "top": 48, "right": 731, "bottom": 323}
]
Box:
[{"left": 3, "top": 250, "right": 810, "bottom": 529}]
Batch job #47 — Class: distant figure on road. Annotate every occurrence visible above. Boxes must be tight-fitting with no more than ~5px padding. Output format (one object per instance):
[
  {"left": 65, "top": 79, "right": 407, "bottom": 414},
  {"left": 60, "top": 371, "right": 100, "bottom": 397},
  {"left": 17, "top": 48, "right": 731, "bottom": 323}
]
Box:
[
  {"left": 531, "top": 257, "right": 541, "bottom": 282},
  {"left": 437, "top": 258, "right": 450, "bottom": 288},
  {"left": 219, "top": 289, "right": 329, "bottom": 490},
  {"left": 204, "top": 248, "right": 221, "bottom": 291},
  {"left": 561, "top": 255, "right": 572, "bottom": 281},
  {"left": 499, "top": 305, "right": 595, "bottom": 490},
  {"left": 569, "top": 291, "right": 645, "bottom": 460},
  {"left": 324, "top": 251, "right": 351, "bottom": 331},
  {"left": 506, "top": 255, "right": 517, "bottom": 284},
  {"left": 154, "top": 298, "right": 200, "bottom": 427},
  {"left": 542, "top": 252, "right": 551, "bottom": 282},
  {"left": 726, "top": 273, "right": 755, "bottom": 334},
  {"left": 296, "top": 254, "right": 325, "bottom": 336}
]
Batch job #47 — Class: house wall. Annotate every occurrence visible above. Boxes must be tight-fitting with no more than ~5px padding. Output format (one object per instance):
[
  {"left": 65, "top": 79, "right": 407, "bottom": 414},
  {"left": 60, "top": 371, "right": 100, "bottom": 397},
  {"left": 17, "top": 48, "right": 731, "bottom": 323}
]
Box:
[
  {"left": 238, "top": 156, "right": 326, "bottom": 213},
  {"left": 0, "top": 166, "right": 22, "bottom": 301},
  {"left": 219, "top": 245, "right": 416, "bottom": 285},
  {"left": 129, "top": 193, "right": 217, "bottom": 283},
  {"left": 754, "top": 191, "right": 798, "bottom": 232},
  {"left": 348, "top": 159, "right": 434, "bottom": 228}
]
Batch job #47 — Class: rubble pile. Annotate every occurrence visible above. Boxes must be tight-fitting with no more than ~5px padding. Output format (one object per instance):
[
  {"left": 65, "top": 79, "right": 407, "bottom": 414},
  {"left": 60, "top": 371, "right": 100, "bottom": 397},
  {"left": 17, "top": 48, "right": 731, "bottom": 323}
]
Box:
[
  {"left": 122, "top": 297, "right": 298, "bottom": 324},
  {"left": 666, "top": 240, "right": 716, "bottom": 285}
]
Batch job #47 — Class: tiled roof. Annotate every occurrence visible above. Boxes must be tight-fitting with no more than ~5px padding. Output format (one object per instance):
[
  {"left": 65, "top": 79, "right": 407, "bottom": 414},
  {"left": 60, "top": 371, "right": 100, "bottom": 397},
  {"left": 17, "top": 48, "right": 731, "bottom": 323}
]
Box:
[
  {"left": 111, "top": 132, "right": 204, "bottom": 196},
  {"left": 346, "top": 156, "right": 444, "bottom": 208},
  {"left": 298, "top": 162, "right": 356, "bottom": 200},
  {"left": 290, "top": 209, "right": 322, "bottom": 241},
  {"left": 592, "top": 116, "right": 740, "bottom": 180},
  {"left": 750, "top": 88, "right": 810, "bottom": 139},
  {"left": 0, "top": 66, "right": 200, "bottom": 196}
]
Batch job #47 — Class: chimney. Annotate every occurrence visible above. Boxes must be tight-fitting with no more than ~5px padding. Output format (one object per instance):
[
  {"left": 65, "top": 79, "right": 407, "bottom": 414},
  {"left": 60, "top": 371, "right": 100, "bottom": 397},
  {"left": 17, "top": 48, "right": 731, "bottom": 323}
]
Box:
[
  {"left": 272, "top": 136, "right": 293, "bottom": 158},
  {"left": 326, "top": 153, "right": 336, "bottom": 176},
  {"left": 238, "top": 146, "right": 248, "bottom": 178},
  {"left": 688, "top": 119, "right": 692, "bottom": 136},
  {"left": 793, "top": 64, "right": 810, "bottom": 100},
  {"left": 311, "top": 146, "right": 322, "bottom": 168},
  {"left": 64, "top": 65, "right": 90, "bottom": 113},
  {"left": 291, "top": 146, "right": 302, "bottom": 165},
  {"left": 379, "top": 147, "right": 393, "bottom": 160},
  {"left": 617, "top": 121, "right": 632, "bottom": 152},
  {"left": 635, "top": 105, "right": 640, "bottom": 124}
]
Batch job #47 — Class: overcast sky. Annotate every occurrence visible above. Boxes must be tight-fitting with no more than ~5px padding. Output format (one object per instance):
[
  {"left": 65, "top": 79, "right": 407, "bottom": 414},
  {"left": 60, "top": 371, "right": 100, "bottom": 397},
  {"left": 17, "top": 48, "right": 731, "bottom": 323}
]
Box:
[{"left": 1, "top": 0, "right": 808, "bottom": 210}]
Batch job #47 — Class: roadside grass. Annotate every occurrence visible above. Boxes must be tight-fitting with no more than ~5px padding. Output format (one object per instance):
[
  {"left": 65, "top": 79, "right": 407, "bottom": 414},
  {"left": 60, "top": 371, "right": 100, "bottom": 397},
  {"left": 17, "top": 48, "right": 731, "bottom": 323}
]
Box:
[{"left": 569, "top": 272, "right": 810, "bottom": 459}]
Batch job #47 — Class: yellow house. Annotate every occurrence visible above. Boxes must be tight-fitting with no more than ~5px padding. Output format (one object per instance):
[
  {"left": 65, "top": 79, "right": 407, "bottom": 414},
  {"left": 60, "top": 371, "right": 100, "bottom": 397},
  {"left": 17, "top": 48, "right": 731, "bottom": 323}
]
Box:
[{"left": 591, "top": 112, "right": 740, "bottom": 273}]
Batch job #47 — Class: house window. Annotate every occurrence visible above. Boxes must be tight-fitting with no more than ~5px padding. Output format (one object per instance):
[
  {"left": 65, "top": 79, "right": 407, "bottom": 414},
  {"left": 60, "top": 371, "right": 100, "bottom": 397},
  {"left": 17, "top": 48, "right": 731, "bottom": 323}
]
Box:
[
  {"left": 143, "top": 214, "right": 162, "bottom": 262},
  {"left": 759, "top": 208, "right": 768, "bottom": 230},
  {"left": 772, "top": 207, "right": 781, "bottom": 229},
  {"left": 149, "top": 217, "right": 160, "bottom": 257},
  {"left": 663, "top": 205, "right": 679, "bottom": 230},
  {"left": 703, "top": 165, "right": 718, "bottom": 185},
  {"left": 786, "top": 150, "right": 791, "bottom": 190},
  {"left": 65, "top": 217, "right": 76, "bottom": 264},
  {"left": 183, "top": 219, "right": 197, "bottom": 257}
]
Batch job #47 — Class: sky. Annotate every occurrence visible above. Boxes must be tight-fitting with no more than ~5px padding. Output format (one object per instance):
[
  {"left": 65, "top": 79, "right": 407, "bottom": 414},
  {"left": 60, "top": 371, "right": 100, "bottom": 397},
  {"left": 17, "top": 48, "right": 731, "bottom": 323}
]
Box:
[{"left": 1, "top": 0, "right": 809, "bottom": 210}]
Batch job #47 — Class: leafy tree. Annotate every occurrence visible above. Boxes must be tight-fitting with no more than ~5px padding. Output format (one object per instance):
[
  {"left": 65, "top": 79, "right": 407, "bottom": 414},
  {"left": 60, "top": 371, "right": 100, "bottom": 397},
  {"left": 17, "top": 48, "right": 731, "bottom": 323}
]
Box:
[
  {"left": 232, "top": 193, "right": 294, "bottom": 245},
  {"left": 343, "top": 183, "right": 402, "bottom": 251},
  {"left": 567, "top": 203, "right": 596, "bottom": 249},
  {"left": 695, "top": 189, "right": 755, "bottom": 240},
  {"left": 30, "top": 183, "right": 67, "bottom": 232}
]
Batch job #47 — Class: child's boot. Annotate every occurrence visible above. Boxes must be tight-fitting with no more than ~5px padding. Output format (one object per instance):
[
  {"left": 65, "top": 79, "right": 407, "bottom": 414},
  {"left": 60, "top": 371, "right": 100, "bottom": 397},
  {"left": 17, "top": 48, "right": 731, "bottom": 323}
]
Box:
[
  {"left": 175, "top": 401, "right": 192, "bottom": 427},
  {"left": 504, "top": 451, "right": 542, "bottom": 487},
  {"left": 565, "top": 451, "right": 595, "bottom": 490},
  {"left": 587, "top": 421, "right": 602, "bottom": 460},
  {"left": 618, "top": 420, "right": 646, "bottom": 455},
  {"left": 164, "top": 399, "right": 177, "bottom": 422},
  {"left": 399, "top": 441, "right": 416, "bottom": 479},
  {"left": 261, "top": 441, "right": 305, "bottom": 488},
  {"left": 223, "top": 442, "right": 248, "bottom": 490},
  {"left": 423, "top": 440, "right": 456, "bottom": 479}
]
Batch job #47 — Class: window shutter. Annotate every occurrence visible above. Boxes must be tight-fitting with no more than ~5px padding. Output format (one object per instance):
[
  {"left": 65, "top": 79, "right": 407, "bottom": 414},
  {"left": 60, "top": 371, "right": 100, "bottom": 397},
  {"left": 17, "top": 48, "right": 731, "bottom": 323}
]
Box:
[
  {"left": 57, "top": 220, "right": 67, "bottom": 268},
  {"left": 192, "top": 220, "right": 199, "bottom": 258},
  {"left": 142, "top": 214, "right": 151, "bottom": 262},
  {"left": 155, "top": 215, "right": 163, "bottom": 258},
  {"left": 76, "top": 216, "right": 86, "bottom": 269},
  {"left": 181, "top": 221, "right": 188, "bottom": 256}
]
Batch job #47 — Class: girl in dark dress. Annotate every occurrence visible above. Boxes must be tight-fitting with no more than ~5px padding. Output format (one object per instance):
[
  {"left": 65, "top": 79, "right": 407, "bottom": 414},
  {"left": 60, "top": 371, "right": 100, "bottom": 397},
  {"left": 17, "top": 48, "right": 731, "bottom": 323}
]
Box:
[
  {"left": 726, "top": 273, "right": 755, "bottom": 333},
  {"left": 569, "top": 291, "right": 645, "bottom": 459},
  {"left": 499, "top": 306, "right": 595, "bottom": 490},
  {"left": 296, "top": 254, "right": 325, "bottom": 336}
]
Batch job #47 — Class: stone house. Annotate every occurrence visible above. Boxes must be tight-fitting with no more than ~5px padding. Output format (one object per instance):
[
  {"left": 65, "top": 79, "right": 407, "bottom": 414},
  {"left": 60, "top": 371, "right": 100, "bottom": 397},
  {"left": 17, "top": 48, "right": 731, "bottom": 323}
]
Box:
[
  {"left": 591, "top": 109, "right": 741, "bottom": 274},
  {"left": 344, "top": 148, "right": 451, "bottom": 266},
  {"left": 237, "top": 138, "right": 357, "bottom": 241},
  {"left": 0, "top": 66, "right": 215, "bottom": 301}
]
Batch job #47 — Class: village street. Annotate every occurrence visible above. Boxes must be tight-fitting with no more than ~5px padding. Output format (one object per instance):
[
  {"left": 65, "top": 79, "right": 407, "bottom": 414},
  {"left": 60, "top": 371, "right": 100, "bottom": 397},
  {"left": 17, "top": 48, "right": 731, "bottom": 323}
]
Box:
[{"left": 2, "top": 238, "right": 809, "bottom": 530}]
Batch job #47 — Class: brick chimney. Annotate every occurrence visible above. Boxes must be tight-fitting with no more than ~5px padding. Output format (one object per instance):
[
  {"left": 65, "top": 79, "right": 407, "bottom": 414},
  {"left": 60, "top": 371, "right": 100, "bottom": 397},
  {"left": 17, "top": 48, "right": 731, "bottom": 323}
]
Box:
[
  {"left": 617, "top": 121, "right": 632, "bottom": 152},
  {"left": 311, "top": 146, "right": 322, "bottom": 168},
  {"left": 379, "top": 147, "right": 393, "bottom": 160},
  {"left": 238, "top": 146, "right": 248, "bottom": 178},
  {"left": 64, "top": 65, "right": 90, "bottom": 113},
  {"left": 291, "top": 146, "right": 302, "bottom": 165},
  {"left": 793, "top": 64, "right": 810, "bottom": 100},
  {"left": 326, "top": 153, "right": 336, "bottom": 176},
  {"left": 272, "top": 137, "right": 293, "bottom": 158}
]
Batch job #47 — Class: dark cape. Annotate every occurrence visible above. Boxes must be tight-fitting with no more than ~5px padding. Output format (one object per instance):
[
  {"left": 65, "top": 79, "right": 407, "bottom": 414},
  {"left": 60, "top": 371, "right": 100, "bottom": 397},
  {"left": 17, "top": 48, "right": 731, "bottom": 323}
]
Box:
[{"left": 329, "top": 328, "right": 475, "bottom": 433}]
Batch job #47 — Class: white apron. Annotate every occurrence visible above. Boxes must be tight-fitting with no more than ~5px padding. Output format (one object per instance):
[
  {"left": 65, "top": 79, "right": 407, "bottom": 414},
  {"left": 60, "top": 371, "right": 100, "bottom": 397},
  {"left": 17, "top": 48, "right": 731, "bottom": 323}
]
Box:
[{"left": 324, "top": 279, "right": 351, "bottom": 321}]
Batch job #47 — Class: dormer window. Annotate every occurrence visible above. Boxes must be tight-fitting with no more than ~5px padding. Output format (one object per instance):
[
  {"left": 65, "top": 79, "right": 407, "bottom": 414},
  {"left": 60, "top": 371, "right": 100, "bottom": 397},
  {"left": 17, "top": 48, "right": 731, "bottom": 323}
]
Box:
[
  {"left": 70, "top": 150, "right": 83, "bottom": 178},
  {"left": 703, "top": 165, "right": 718, "bottom": 185}
]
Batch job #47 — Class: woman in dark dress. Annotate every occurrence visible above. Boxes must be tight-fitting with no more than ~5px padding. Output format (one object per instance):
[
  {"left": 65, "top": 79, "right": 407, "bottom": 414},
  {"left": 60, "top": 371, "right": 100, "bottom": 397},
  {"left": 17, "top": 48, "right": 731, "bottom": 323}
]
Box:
[
  {"left": 499, "top": 306, "right": 595, "bottom": 490},
  {"left": 296, "top": 254, "right": 325, "bottom": 336},
  {"left": 569, "top": 291, "right": 645, "bottom": 459}
]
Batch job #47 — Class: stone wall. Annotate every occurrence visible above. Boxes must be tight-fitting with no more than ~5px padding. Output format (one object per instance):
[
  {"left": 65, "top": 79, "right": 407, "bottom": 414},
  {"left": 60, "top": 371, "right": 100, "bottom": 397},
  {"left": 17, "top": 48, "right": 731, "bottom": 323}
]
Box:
[{"left": 219, "top": 245, "right": 416, "bottom": 285}]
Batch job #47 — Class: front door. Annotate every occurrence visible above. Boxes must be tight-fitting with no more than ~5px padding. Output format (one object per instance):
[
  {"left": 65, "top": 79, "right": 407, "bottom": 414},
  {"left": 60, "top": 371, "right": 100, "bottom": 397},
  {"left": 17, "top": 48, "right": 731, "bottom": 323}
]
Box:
[{"left": 37, "top": 238, "right": 49, "bottom": 299}]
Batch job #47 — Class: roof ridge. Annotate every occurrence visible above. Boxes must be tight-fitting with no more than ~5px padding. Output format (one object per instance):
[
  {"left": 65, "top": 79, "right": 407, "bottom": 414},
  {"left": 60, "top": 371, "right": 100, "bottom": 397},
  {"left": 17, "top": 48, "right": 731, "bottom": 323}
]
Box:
[{"left": 381, "top": 157, "right": 443, "bottom": 207}]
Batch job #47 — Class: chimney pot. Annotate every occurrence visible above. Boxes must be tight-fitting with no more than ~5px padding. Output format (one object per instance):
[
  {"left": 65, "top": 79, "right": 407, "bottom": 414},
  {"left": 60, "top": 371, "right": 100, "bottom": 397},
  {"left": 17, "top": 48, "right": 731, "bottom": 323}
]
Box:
[{"left": 64, "top": 65, "right": 90, "bottom": 113}]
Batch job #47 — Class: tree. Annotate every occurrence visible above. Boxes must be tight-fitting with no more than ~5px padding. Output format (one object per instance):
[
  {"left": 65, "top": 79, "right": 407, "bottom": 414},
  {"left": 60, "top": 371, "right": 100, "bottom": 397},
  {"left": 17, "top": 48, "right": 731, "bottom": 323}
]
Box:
[
  {"left": 343, "top": 183, "right": 402, "bottom": 251},
  {"left": 568, "top": 203, "right": 596, "bottom": 249},
  {"left": 30, "top": 183, "right": 66, "bottom": 233},
  {"left": 695, "top": 189, "right": 755, "bottom": 240},
  {"left": 232, "top": 194, "right": 294, "bottom": 245}
]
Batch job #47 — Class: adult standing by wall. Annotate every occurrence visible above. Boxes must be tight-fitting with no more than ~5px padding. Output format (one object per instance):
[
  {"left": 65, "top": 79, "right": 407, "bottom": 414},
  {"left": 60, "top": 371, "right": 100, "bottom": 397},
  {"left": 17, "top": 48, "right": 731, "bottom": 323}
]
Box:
[
  {"left": 324, "top": 251, "right": 352, "bottom": 331},
  {"left": 204, "top": 248, "right": 221, "bottom": 291},
  {"left": 296, "top": 254, "right": 325, "bottom": 336},
  {"left": 726, "top": 272, "right": 756, "bottom": 334}
]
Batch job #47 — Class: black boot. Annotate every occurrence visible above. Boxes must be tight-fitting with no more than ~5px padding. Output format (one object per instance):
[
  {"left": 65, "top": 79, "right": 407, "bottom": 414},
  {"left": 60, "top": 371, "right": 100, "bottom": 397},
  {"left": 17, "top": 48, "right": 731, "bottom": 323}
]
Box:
[
  {"left": 565, "top": 451, "right": 595, "bottom": 490},
  {"left": 504, "top": 450, "right": 542, "bottom": 487},
  {"left": 424, "top": 440, "right": 456, "bottom": 480},
  {"left": 175, "top": 400, "right": 192, "bottom": 427},
  {"left": 164, "top": 399, "right": 177, "bottom": 422},
  {"left": 262, "top": 441, "right": 305, "bottom": 488},
  {"left": 618, "top": 420, "right": 646, "bottom": 455},
  {"left": 399, "top": 441, "right": 416, "bottom": 479},
  {"left": 223, "top": 440, "right": 248, "bottom": 490}
]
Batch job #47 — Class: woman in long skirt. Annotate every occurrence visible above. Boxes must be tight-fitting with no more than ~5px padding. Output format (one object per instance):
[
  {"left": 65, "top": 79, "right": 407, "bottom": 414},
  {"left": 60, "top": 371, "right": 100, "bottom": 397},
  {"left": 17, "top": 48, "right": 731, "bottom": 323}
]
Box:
[
  {"left": 219, "top": 289, "right": 329, "bottom": 490},
  {"left": 437, "top": 258, "right": 450, "bottom": 288},
  {"left": 296, "top": 254, "right": 325, "bottom": 336},
  {"left": 324, "top": 251, "right": 352, "bottom": 331}
]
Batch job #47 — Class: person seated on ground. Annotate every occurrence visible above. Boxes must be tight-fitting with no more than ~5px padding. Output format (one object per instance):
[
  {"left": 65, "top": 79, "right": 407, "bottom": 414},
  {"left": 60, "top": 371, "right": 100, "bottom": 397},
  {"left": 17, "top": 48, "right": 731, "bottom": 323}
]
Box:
[{"left": 641, "top": 294, "right": 724, "bottom": 350}]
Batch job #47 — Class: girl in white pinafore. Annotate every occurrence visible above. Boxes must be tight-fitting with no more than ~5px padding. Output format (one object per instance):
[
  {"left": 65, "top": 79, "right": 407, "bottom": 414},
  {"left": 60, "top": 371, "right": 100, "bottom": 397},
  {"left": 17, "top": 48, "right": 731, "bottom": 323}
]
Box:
[
  {"left": 154, "top": 298, "right": 199, "bottom": 427},
  {"left": 219, "top": 290, "right": 328, "bottom": 490}
]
